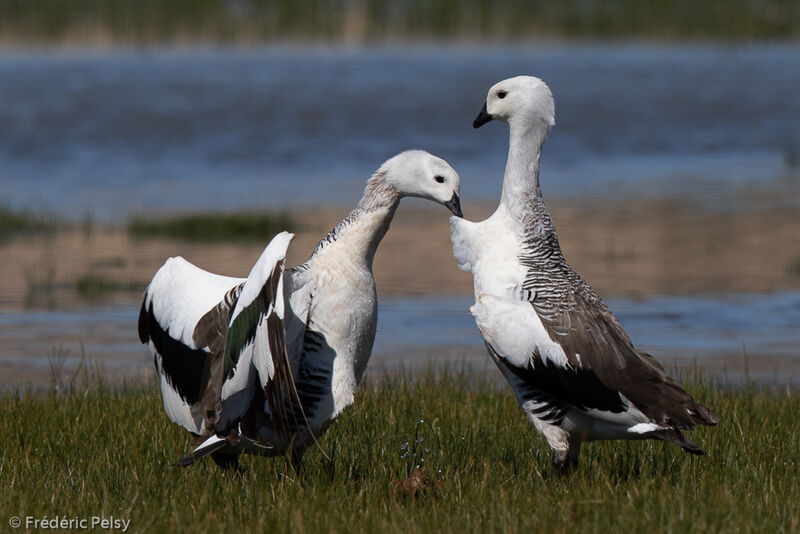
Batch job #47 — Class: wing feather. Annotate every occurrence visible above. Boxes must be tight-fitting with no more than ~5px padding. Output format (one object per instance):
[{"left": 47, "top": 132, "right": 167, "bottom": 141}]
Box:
[
  {"left": 472, "top": 295, "right": 625, "bottom": 414},
  {"left": 216, "top": 232, "right": 296, "bottom": 431},
  {"left": 138, "top": 257, "right": 243, "bottom": 434},
  {"left": 528, "top": 282, "right": 719, "bottom": 428},
  {"left": 189, "top": 283, "right": 244, "bottom": 427}
]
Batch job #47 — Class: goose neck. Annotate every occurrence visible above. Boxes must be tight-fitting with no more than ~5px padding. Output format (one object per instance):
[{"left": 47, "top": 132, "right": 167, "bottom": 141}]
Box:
[
  {"left": 312, "top": 182, "right": 399, "bottom": 269},
  {"left": 500, "top": 121, "right": 548, "bottom": 217}
]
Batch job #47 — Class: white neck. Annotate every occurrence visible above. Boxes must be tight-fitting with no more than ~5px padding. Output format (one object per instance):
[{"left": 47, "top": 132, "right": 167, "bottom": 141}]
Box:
[
  {"left": 311, "top": 178, "right": 399, "bottom": 270},
  {"left": 347, "top": 204, "right": 398, "bottom": 269},
  {"left": 499, "top": 119, "right": 549, "bottom": 219}
]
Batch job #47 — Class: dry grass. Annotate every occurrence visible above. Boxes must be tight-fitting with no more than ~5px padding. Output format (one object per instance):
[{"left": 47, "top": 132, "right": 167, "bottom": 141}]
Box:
[{"left": 0, "top": 0, "right": 798, "bottom": 47}]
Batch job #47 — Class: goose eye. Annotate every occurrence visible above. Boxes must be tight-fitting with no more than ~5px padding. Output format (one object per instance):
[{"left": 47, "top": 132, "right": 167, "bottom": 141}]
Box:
[
  {"left": 434, "top": 175, "right": 445, "bottom": 184},
  {"left": 497, "top": 90, "right": 508, "bottom": 99}
]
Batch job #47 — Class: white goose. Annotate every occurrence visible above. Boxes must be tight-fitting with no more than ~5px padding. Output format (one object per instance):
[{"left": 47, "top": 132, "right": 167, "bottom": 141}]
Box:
[
  {"left": 138, "top": 150, "right": 462, "bottom": 469},
  {"left": 451, "top": 76, "right": 718, "bottom": 473}
]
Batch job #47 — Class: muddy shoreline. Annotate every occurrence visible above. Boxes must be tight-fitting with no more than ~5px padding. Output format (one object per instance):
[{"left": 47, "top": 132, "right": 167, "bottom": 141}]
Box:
[
  {"left": 2, "top": 197, "right": 799, "bottom": 311},
  {"left": 3, "top": 195, "right": 800, "bottom": 390}
]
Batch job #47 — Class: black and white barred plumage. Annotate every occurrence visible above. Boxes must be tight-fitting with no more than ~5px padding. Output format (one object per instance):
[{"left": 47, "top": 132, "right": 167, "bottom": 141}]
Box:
[{"left": 452, "top": 75, "right": 718, "bottom": 473}]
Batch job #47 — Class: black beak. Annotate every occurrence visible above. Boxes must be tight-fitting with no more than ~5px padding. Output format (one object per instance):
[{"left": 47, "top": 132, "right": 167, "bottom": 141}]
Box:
[
  {"left": 472, "top": 102, "right": 493, "bottom": 128},
  {"left": 444, "top": 192, "right": 463, "bottom": 218}
]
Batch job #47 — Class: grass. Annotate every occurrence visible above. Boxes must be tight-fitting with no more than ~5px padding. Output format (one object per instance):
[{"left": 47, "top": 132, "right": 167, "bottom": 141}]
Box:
[
  {"left": 0, "top": 206, "right": 53, "bottom": 242},
  {"left": 127, "top": 211, "right": 294, "bottom": 243},
  {"left": 75, "top": 274, "right": 145, "bottom": 299},
  {"left": 1, "top": 371, "right": 798, "bottom": 533},
  {"left": 0, "top": 0, "right": 798, "bottom": 45},
  {"left": 789, "top": 256, "right": 800, "bottom": 278}
]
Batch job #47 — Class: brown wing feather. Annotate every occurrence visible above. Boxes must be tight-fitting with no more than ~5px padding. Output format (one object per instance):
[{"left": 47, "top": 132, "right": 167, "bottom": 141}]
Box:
[
  {"left": 261, "top": 261, "right": 300, "bottom": 441},
  {"left": 241, "top": 262, "right": 328, "bottom": 459},
  {"left": 532, "top": 286, "right": 719, "bottom": 429},
  {"left": 190, "top": 283, "right": 243, "bottom": 428}
]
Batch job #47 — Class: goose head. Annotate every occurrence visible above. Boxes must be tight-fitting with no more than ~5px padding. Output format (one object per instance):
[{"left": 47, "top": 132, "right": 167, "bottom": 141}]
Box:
[
  {"left": 473, "top": 76, "right": 555, "bottom": 132},
  {"left": 378, "top": 150, "right": 462, "bottom": 217}
]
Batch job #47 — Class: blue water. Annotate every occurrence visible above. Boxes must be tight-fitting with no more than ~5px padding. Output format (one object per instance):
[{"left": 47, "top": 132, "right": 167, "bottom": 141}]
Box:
[
  {"left": 1, "top": 292, "right": 798, "bottom": 388},
  {"left": 376, "top": 292, "right": 800, "bottom": 359},
  {"left": 1, "top": 44, "right": 798, "bottom": 221}
]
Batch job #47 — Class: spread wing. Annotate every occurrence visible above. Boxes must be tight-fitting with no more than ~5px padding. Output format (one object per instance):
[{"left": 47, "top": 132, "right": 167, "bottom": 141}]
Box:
[
  {"left": 138, "top": 257, "right": 244, "bottom": 434},
  {"left": 215, "top": 232, "right": 299, "bottom": 433},
  {"left": 188, "top": 282, "right": 244, "bottom": 429}
]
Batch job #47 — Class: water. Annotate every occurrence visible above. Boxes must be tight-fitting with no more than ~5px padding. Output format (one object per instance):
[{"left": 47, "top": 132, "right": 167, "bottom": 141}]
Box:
[
  {"left": 1, "top": 44, "right": 798, "bottom": 221},
  {"left": 2, "top": 291, "right": 798, "bottom": 390},
  {"left": 371, "top": 293, "right": 800, "bottom": 383},
  {"left": 378, "top": 293, "right": 800, "bottom": 357}
]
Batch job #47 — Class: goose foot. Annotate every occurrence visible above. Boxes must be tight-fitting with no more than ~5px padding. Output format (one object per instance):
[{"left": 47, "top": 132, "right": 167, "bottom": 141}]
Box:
[{"left": 551, "top": 441, "right": 581, "bottom": 476}]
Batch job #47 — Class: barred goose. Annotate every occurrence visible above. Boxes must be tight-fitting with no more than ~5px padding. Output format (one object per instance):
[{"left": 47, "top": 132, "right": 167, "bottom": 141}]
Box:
[
  {"left": 139, "top": 150, "right": 462, "bottom": 469},
  {"left": 450, "top": 76, "right": 718, "bottom": 474}
]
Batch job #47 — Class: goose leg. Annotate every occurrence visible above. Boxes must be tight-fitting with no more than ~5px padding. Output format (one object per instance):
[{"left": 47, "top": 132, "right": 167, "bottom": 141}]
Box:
[
  {"left": 281, "top": 435, "right": 306, "bottom": 478},
  {"left": 551, "top": 440, "right": 581, "bottom": 476},
  {"left": 211, "top": 452, "right": 242, "bottom": 472},
  {"left": 290, "top": 446, "right": 305, "bottom": 473}
]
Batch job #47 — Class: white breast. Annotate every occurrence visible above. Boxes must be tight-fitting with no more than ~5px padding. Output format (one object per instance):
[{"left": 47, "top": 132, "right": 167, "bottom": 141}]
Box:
[
  {"left": 451, "top": 206, "right": 527, "bottom": 298},
  {"left": 469, "top": 293, "right": 570, "bottom": 369}
]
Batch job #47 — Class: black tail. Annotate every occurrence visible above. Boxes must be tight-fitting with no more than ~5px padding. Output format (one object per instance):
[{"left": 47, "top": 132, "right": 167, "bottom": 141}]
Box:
[
  {"left": 655, "top": 428, "right": 705, "bottom": 455},
  {"left": 689, "top": 402, "right": 720, "bottom": 427},
  {"left": 175, "top": 435, "right": 229, "bottom": 467}
]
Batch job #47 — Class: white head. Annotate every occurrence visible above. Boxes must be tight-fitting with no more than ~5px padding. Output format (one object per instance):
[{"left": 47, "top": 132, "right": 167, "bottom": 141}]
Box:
[
  {"left": 374, "top": 150, "right": 462, "bottom": 217},
  {"left": 473, "top": 76, "right": 555, "bottom": 132}
]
